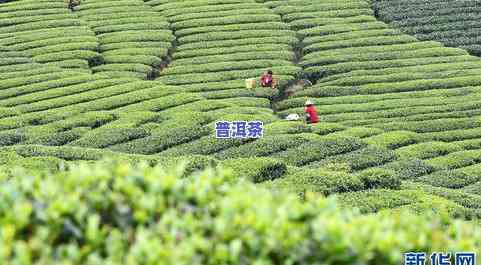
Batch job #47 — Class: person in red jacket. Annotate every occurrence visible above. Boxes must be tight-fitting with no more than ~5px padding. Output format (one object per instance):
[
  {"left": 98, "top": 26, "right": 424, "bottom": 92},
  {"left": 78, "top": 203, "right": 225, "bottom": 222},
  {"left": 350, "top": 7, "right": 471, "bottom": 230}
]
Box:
[
  {"left": 260, "top": 70, "right": 274, "bottom": 88},
  {"left": 304, "top": 100, "right": 319, "bottom": 124}
]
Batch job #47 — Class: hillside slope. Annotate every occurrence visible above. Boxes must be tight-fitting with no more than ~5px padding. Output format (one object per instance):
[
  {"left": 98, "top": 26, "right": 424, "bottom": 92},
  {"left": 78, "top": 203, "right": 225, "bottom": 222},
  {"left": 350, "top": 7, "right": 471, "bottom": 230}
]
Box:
[
  {"left": 374, "top": 0, "right": 481, "bottom": 56},
  {"left": 1, "top": 0, "right": 481, "bottom": 219}
]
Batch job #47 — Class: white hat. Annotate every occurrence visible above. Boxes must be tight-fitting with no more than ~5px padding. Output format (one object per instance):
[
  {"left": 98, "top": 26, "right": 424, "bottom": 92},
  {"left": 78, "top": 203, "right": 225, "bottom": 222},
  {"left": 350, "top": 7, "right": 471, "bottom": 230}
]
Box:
[{"left": 305, "top": 100, "right": 314, "bottom": 105}]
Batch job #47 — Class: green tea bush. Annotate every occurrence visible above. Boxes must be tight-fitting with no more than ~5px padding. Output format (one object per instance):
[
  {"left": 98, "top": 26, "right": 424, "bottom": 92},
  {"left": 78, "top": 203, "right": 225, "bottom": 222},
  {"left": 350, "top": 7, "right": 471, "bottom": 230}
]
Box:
[
  {"left": 161, "top": 135, "right": 249, "bottom": 157},
  {"left": 302, "top": 28, "right": 401, "bottom": 46},
  {"left": 216, "top": 134, "right": 310, "bottom": 159},
  {"left": 357, "top": 168, "right": 401, "bottom": 190},
  {"left": 312, "top": 146, "right": 396, "bottom": 171},
  {"left": 92, "top": 71, "right": 147, "bottom": 79},
  {"left": 24, "top": 127, "right": 91, "bottom": 146},
  {"left": 2, "top": 144, "right": 112, "bottom": 161},
  {"left": 0, "top": 74, "right": 105, "bottom": 101},
  {"left": 75, "top": 6, "right": 150, "bottom": 16},
  {"left": 167, "top": 8, "right": 268, "bottom": 23},
  {"left": 45, "top": 60, "right": 91, "bottom": 70},
  {"left": 103, "top": 55, "right": 163, "bottom": 68},
  {"left": 0, "top": 152, "right": 67, "bottom": 174},
  {"left": 116, "top": 92, "right": 203, "bottom": 112},
  {"left": 177, "top": 30, "right": 296, "bottom": 44},
  {"left": 336, "top": 189, "right": 428, "bottom": 213},
  {"left": 290, "top": 15, "right": 376, "bottom": 30},
  {"left": 33, "top": 50, "right": 103, "bottom": 65},
  {"left": 220, "top": 157, "right": 287, "bottom": 183},
  {"left": 176, "top": 22, "right": 289, "bottom": 37},
  {"left": 365, "top": 131, "right": 420, "bottom": 149},
  {"left": 304, "top": 41, "right": 442, "bottom": 61},
  {"left": 172, "top": 14, "right": 282, "bottom": 30},
  {"left": 171, "top": 51, "right": 295, "bottom": 65},
  {"left": 1, "top": 28, "right": 95, "bottom": 46},
  {"left": 102, "top": 47, "right": 169, "bottom": 57},
  {"left": 404, "top": 181, "right": 481, "bottom": 210},
  {"left": 71, "top": 127, "right": 149, "bottom": 148},
  {"left": 163, "top": 60, "right": 293, "bottom": 75},
  {"left": 98, "top": 31, "right": 174, "bottom": 44},
  {"left": 174, "top": 44, "right": 292, "bottom": 59},
  {"left": 329, "top": 126, "right": 384, "bottom": 138},
  {"left": 418, "top": 169, "right": 481, "bottom": 189},
  {"left": 396, "top": 141, "right": 463, "bottom": 160},
  {"left": 306, "top": 55, "right": 474, "bottom": 76},
  {"left": 384, "top": 159, "right": 435, "bottom": 180},
  {"left": 176, "top": 36, "right": 298, "bottom": 50},
  {"left": 92, "top": 63, "right": 153, "bottom": 75},
  {"left": 273, "top": 135, "right": 366, "bottom": 166},
  {"left": 0, "top": 57, "right": 49, "bottom": 67},
  {"left": 109, "top": 120, "right": 210, "bottom": 154},
  {"left": 92, "top": 22, "right": 169, "bottom": 35},
  {"left": 12, "top": 79, "right": 149, "bottom": 113},
  {"left": 463, "top": 181, "right": 481, "bottom": 195},
  {"left": 425, "top": 127, "right": 481, "bottom": 142},
  {"left": 304, "top": 33, "right": 416, "bottom": 52},
  {"left": 3, "top": 35, "right": 95, "bottom": 51},
  {"left": 0, "top": 71, "right": 78, "bottom": 91},
  {"left": 0, "top": 130, "right": 24, "bottom": 146},
  {"left": 86, "top": 16, "right": 169, "bottom": 28},
  {"left": 159, "top": 67, "right": 300, "bottom": 85},
  {"left": 157, "top": 2, "right": 261, "bottom": 17},
  {"left": 299, "top": 21, "right": 388, "bottom": 38},
  {"left": 274, "top": 1, "right": 369, "bottom": 16},
  {"left": 0, "top": 19, "right": 82, "bottom": 35},
  {"left": 0, "top": 1, "right": 64, "bottom": 12},
  {"left": 426, "top": 149, "right": 481, "bottom": 170},
  {"left": 79, "top": 0, "right": 148, "bottom": 10},
  {"left": 283, "top": 8, "right": 373, "bottom": 23},
  {"left": 265, "top": 166, "right": 364, "bottom": 195},
  {"left": 0, "top": 107, "right": 19, "bottom": 119},
  {"left": 99, "top": 41, "right": 170, "bottom": 52},
  {"left": 374, "top": 0, "right": 481, "bottom": 55},
  {"left": 302, "top": 47, "right": 466, "bottom": 68},
  {"left": 26, "top": 42, "right": 100, "bottom": 57},
  {"left": 4, "top": 161, "right": 478, "bottom": 264}
]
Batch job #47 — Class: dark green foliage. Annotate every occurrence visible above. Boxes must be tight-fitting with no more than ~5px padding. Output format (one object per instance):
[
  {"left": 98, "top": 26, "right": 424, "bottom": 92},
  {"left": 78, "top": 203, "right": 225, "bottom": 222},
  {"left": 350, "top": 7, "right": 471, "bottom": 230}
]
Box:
[
  {"left": 404, "top": 181, "right": 481, "bottom": 210},
  {"left": 273, "top": 135, "right": 366, "bottom": 166},
  {"left": 463, "top": 181, "right": 481, "bottom": 195},
  {"left": 417, "top": 169, "right": 481, "bottom": 189},
  {"left": 396, "top": 141, "right": 463, "bottom": 160},
  {"left": 0, "top": 161, "right": 480, "bottom": 264},
  {"left": 215, "top": 134, "right": 309, "bottom": 159},
  {"left": 365, "top": 131, "right": 420, "bottom": 149},
  {"left": 374, "top": 0, "right": 481, "bottom": 55},
  {"left": 220, "top": 157, "right": 287, "bottom": 183},
  {"left": 0, "top": 130, "right": 24, "bottom": 146},
  {"left": 384, "top": 159, "right": 435, "bottom": 180},
  {"left": 336, "top": 189, "right": 426, "bottom": 213},
  {"left": 311, "top": 146, "right": 397, "bottom": 171},
  {"left": 25, "top": 127, "right": 91, "bottom": 146},
  {"left": 358, "top": 168, "right": 401, "bottom": 190},
  {"left": 265, "top": 167, "right": 365, "bottom": 195}
]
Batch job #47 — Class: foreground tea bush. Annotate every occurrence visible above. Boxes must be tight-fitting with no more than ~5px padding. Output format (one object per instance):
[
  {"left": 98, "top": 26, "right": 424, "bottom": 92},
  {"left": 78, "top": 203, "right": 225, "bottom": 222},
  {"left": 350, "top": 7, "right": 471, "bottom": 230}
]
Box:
[{"left": 1, "top": 161, "right": 480, "bottom": 264}]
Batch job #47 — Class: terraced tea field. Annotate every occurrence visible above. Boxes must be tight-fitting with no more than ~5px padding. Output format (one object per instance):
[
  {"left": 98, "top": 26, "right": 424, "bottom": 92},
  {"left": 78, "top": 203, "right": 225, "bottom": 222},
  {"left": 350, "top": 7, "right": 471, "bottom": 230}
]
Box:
[
  {"left": 2, "top": 0, "right": 481, "bottom": 221},
  {"left": 374, "top": 0, "right": 481, "bottom": 56}
]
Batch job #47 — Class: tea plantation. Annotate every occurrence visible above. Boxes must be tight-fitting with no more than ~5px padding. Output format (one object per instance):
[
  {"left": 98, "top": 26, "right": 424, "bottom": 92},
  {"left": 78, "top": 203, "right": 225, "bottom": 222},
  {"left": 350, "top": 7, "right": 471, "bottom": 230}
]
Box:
[{"left": 1, "top": 0, "right": 481, "bottom": 263}]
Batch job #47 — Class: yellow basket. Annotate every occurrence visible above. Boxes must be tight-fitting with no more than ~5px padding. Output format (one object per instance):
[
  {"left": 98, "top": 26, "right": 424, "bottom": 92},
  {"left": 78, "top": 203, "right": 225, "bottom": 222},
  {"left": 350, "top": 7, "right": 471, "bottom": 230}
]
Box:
[{"left": 245, "top": 78, "right": 257, "bottom": 89}]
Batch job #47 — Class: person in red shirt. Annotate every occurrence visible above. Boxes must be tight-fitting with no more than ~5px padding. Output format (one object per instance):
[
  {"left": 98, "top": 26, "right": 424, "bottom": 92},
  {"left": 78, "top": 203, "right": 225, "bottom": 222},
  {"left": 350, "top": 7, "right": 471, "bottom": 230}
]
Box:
[
  {"left": 304, "top": 100, "right": 319, "bottom": 124},
  {"left": 260, "top": 70, "right": 274, "bottom": 88}
]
